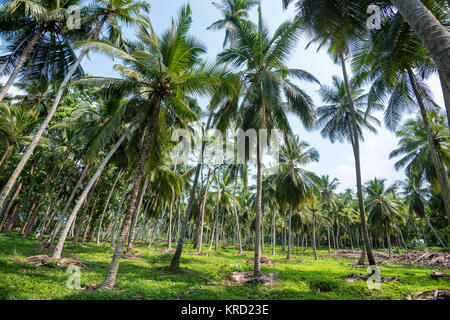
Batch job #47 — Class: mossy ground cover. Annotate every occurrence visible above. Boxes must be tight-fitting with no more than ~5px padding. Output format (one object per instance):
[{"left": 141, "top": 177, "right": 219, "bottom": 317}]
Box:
[{"left": 0, "top": 233, "right": 448, "bottom": 300}]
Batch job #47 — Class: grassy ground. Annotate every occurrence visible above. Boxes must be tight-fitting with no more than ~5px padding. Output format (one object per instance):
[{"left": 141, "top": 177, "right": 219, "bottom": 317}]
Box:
[{"left": 0, "top": 232, "right": 448, "bottom": 300}]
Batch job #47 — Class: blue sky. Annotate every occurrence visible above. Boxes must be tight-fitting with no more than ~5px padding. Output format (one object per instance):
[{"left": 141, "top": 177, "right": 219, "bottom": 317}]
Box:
[{"left": 2, "top": 0, "right": 446, "bottom": 192}]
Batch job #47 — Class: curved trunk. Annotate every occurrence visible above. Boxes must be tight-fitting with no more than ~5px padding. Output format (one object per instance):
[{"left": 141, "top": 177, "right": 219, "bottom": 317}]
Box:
[
  {"left": 340, "top": 53, "right": 376, "bottom": 266},
  {"left": 407, "top": 68, "right": 450, "bottom": 225},
  {"left": 0, "top": 27, "right": 44, "bottom": 102},
  {"left": 391, "top": 0, "right": 450, "bottom": 96},
  {"left": 99, "top": 97, "right": 161, "bottom": 290}
]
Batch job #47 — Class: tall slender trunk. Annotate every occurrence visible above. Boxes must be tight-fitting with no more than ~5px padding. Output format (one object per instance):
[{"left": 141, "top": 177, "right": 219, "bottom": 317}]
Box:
[
  {"left": 347, "top": 223, "right": 354, "bottom": 253},
  {"left": 214, "top": 169, "right": 221, "bottom": 252},
  {"left": 97, "top": 170, "right": 122, "bottom": 245},
  {"left": 327, "top": 227, "right": 331, "bottom": 254},
  {"left": 272, "top": 211, "right": 276, "bottom": 256},
  {"left": 170, "top": 112, "right": 213, "bottom": 270},
  {"left": 407, "top": 68, "right": 450, "bottom": 224},
  {"left": 0, "top": 27, "right": 44, "bottom": 102},
  {"left": 99, "top": 97, "right": 161, "bottom": 290},
  {"left": 286, "top": 207, "right": 292, "bottom": 260},
  {"left": 111, "top": 184, "right": 129, "bottom": 247},
  {"left": 391, "top": 0, "right": 450, "bottom": 94},
  {"left": 386, "top": 227, "right": 392, "bottom": 258},
  {"left": 438, "top": 70, "right": 450, "bottom": 129},
  {"left": 311, "top": 211, "right": 317, "bottom": 260},
  {"left": 0, "top": 14, "right": 110, "bottom": 213},
  {"left": 198, "top": 169, "right": 212, "bottom": 253},
  {"left": 253, "top": 139, "right": 263, "bottom": 277},
  {"left": 340, "top": 53, "right": 376, "bottom": 266},
  {"left": 233, "top": 173, "right": 243, "bottom": 255},
  {"left": 426, "top": 218, "right": 447, "bottom": 248}
]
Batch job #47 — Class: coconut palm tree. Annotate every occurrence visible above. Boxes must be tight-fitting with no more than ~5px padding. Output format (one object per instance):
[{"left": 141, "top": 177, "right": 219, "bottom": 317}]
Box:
[
  {"left": 390, "top": 111, "right": 449, "bottom": 210},
  {"left": 270, "top": 136, "right": 319, "bottom": 260},
  {"left": 207, "top": 0, "right": 258, "bottom": 48},
  {"left": 352, "top": 8, "right": 450, "bottom": 223},
  {"left": 282, "top": 0, "right": 381, "bottom": 266},
  {"left": 0, "top": 0, "right": 86, "bottom": 102},
  {"left": 79, "top": 5, "right": 225, "bottom": 289},
  {"left": 218, "top": 3, "right": 318, "bottom": 276},
  {"left": 0, "top": 0, "right": 150, "bottom": 214},
  {"left": 365, "top": 178, "right": 406, "bottom": 258}
]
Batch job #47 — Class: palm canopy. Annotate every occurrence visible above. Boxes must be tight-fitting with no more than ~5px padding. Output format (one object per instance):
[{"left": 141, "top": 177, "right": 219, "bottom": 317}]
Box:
[
  {"left": 365, "top": 178, "right": 405, "bottom": 233},
  {"left": 352, "top": 8, "right": 439, "bottom": 131},
  {"left": 317, "top": 75, "right": 381, "bottom": 145},
  {"left": 217, "top": 5, "right": 318, "bottom": 134},
  {"left": 390, "top": 111, "right": 449, "bottom": 189},
  {"left": 269, "top": 136, "right": 319, "bottom": 210},
  {"left": 207, "top": 0, "right": 258, "bottom": 48},
  {"left": 77, "top": 5, "right": 227, "bottom": 117}
]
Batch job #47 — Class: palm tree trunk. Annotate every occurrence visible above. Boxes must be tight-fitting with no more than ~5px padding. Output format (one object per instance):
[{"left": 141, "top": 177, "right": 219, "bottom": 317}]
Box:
[
  {"left": 82, "top": 194, "right": 99, "bottom": 244},
  {"left": 391, "top": 0, "right": 450, "bottom": 94},
  {"left": 253, "top": 139, "right": 263, "bottom": 277},
  {"left": 99, "top": 97, "right": 161, "bottom": 290},
  {"left": 198, "top": 169, "right": 212, "bottom": 253},
  {"left": 426, "top": 218, "right": 447, "bottom": 248},
  {"left": 126, "top": 176, "right": 149, "bottom": 254},
  {"left": 287, "top": 207, "right": 292, "bottom": 260},
  {"left": 73, "top": 177, "right": 100, "bottom": 245},
  {"left": 53, "top": 115, "right": 138, "bottom": 258},
  {"left": 0, "top": 27, "right": 44, "bottom": 102},
  {"left": 170, "top": 111, "right": 213, "bottom": 270},
  {"left": 407, "top": 68, "right": 450, "bottom": 225},
  {"left": 438, "top": 69, "right": 450, "bottom": 129},
  {"left": 386, "top": 228, "right": 392, "bottom": 258},
  {"left": 311, "top": 212, "right": 317, "bottom": 260},
  {"left": 0, "top": 144, "right": 12, "bottom": 167},
  {"left": 0, "top": 15, "right": 110, "bottom": 213},
  {"left": 234, "top": 174, "right": 243, "bottom": 255},
  {"left": 45, "top": 162, "right": 91, "bottom": 247},
  {"left": 272, "top": 211, "right": 276, "bottom": 256},
  {"left": 214, "top": 170, "right": 221, "bottom": 252},
  {"left": 340, "top": 52, "right": 376, "bottom": 266},
  {"left": 347, "top": 223, "right": 354, "bottom": 253},
  {"left": 97, "top": 170, "right": 122, "bottom": 245},
  {"left": 327, "top": 227, "right": 331, "bottom": 254}
]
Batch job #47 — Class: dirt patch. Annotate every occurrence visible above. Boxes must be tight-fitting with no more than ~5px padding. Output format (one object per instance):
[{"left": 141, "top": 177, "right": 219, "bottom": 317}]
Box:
[
  {"left": 157, "top": 248, "right": 175, "bottom": 254},
  {"left": 342, "top": 273, "right": 399, "bottom": 283},
  {"left": 245, "top": 256, "right": 275, "bottom": 267},
  {"left": 406, "top": 289, "right": 450, "bottom": 300},
  {"left": 429, "top": 272, "right": 450, "bottom": 281},
  {"left": 186, "top": 252, "right": 210, "bottom": 256},
  {"left": 381, "top": 251, "right": 450, "bottom": 269},
  {"left": 228, "top": 272, "right": 278, "bottom": 286},
  {"left": 328, "top": 250, "right": 390, "bottom": 259},
  {"left": 24, "top": 255, "right": 89, "bottom": 268}
]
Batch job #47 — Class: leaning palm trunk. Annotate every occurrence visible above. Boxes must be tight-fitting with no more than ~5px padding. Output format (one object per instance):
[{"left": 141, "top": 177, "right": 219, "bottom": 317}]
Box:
[
  {"left": 391, "top": 0, "right": 450, "bottom": 98},
  {"left": 340, "top": 53, "right": 377, "bottom": 266},
  {"left": 0, "top": 144, "right": 12, "bottom": 167},
  {"left": 0, "top": 27, "right": 44, "bottom": 102},
  {"left": 170, "top": 112, "right": 213, "bottom": 270},
  {"left": 73, "top": 177, "right": 100, "bottom": 245},
  {"left": 438, "top": 70, "right": 450, "bottom": 128},
  {"left": 0, "top": 15, "right": 110, "bottom": 213},
  {"left": 234, "top": 174, "right": 243, "bottom": 255},
  {"left": 53, "top": 117, "right": 138, "bottom": 259},
  {"left": 407, "top": 68, "right": 450, "bottom": 225},
  {"left": 99, "top": 98, "right": 161, "bottom": 290}
]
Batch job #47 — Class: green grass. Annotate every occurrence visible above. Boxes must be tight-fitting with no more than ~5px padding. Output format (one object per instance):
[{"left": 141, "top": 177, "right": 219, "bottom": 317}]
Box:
[{"left": 0, "top": 233, "right": 448, "bottom": 300}]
